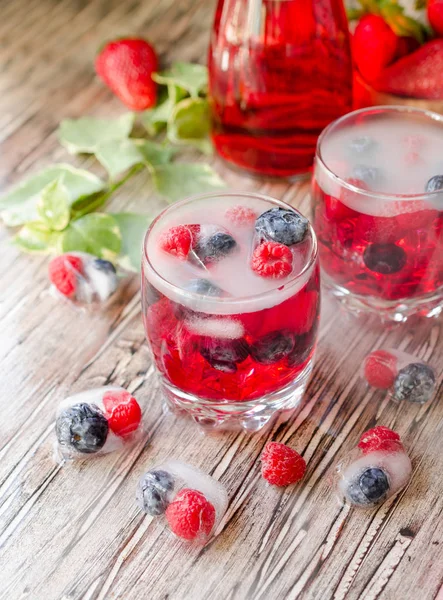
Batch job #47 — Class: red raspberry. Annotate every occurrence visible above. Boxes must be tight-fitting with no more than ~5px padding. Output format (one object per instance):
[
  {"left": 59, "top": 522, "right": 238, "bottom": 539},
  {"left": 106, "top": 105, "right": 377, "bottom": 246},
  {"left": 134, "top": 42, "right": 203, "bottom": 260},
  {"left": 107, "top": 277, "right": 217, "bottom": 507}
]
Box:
[
  {"left": 225, "top": 205, "right": 257, "bottom": 226},
  {"left": 165, "top": 489, "right": 216, "bottom": 541},
  {"left": 358, "top": 426, "right": 403, "bottom": 455},
  {"left": 251, "top": 242, "right": 293, "bottom": 279},
  {"left": 364, "top": 350, "right": 398, "bottom": 389},
  {"left": 261, "top": 442, "right": 306, "bottom": 487},
  {"left": 103, "top": 389, "right": 142, "bottom": 437},
  {"left": 159, "top": 225, "right": 199, "bottom": 260},
  {"left": 48, "top": 254, "right": 83, "bottom": 297}
]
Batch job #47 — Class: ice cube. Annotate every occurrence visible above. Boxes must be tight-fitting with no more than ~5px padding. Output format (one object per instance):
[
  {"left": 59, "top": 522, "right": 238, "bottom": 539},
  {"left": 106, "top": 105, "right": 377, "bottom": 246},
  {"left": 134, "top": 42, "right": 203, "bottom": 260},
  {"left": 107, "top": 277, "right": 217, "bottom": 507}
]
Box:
[
  {"left": 55, "top": 386, "right": 143, "bottom": 461},
  {"left": 48, "top": 252, "right": 118, "bottom": 305},
  {"left": 335, "top": 428, "right": 411, "bottom": 508},
  {"left": 185, "top": 316, "right": 245, "bottom": 339},
  {"left": 363, "top": 348, "right": 436, "bottom": 404},
  {"left": 136, "top": 460, "right": 228, "bottom": 543}
]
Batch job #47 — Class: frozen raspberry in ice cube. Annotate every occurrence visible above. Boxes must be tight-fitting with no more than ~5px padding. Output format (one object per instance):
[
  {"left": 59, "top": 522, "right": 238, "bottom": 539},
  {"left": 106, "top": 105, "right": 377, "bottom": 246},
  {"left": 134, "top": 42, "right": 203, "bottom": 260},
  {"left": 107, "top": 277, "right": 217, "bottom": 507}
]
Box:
[
  {"left": 160, "top": 225, "right": 199, "bottom": 260},
  {"left": 364, "top": 350, "right": 398, "bottom": 389},
  {"left": 251, "top": 242, "right": 293, "bottom": 279},
  {"left": 49, "top": 254, "right": 83, "bottom": 298},
  {"left": 358, "top": 426, "right": 403, "bottom": 455},
  {"left": 225, "top": 205, "right": 257, "bottom": 226},
  {"left": 165, "top": 489, "right": 216, "bottom": 541},
  {"left": 103, "top": 389, "right": 142, "bottom": 437}
]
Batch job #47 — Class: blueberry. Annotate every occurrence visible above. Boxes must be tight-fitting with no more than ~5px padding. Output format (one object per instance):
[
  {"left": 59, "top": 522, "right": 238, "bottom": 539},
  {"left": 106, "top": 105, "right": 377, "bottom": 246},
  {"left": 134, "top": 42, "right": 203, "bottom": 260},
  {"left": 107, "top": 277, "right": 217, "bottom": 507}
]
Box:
[
  {"left": 92, "top": 258, "right": 117, "bottom": 274},
  {"left": 186, "top": 279, "right": 223, "bottom": 297},
  {"left": 255, "top": 207, "right": 308, "bottom": 246},
  {"left": 363, "top": 243, "right": 407, "bottom": 274},
  {"left": 425, "top": 175, "right": 443, "bottom": 192},
  {"left": 352, "top": 165, "right": 381, "bottom": 184},
  {"left": 137, "top": 469, "right": 175, "bottom": 516},
  {"left": 393, "top": 362, "right": 436, "bottom": 404},
  {"left": 350, "top": 136, "right": 376, "bottom": 154},
  {"left": 287, "top": 333, "right": 315, "bottom": 367},
  {"left": 194, "top": 232, "right": 237, "bottom": 264},
  {"left": 346, "top": 467, "right": 390, "bottom": 506},
  {"left": 200, "top": 338, "right": 249, "bottom": 372},
  {"left": 56, "top": 403, "right": 108, "bottom": 454},
  {"left": 250, "top": 331, "right": 295, "bottom": 364}
]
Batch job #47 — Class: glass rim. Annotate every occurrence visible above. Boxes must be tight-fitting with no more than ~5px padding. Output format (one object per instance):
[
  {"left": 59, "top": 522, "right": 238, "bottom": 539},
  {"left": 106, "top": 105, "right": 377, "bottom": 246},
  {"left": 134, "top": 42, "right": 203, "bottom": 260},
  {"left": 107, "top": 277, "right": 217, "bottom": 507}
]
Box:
[
  {"left": 316, "top": 104, "right": 443, "bottom": 202},
  {"left": 142, "top": 191, "right": 318, "bottom": 310}
]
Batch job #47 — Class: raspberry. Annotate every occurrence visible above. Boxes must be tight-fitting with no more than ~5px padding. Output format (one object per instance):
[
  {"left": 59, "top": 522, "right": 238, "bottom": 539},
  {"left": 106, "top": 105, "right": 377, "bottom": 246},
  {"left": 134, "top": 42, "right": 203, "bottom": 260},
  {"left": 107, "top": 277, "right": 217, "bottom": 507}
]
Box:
[
  {"left": 165, "top": 489, "right": 216, "bottom": 540},
  {"left": 225, "top": 205, "right": 257, "bottom": 226},
  {"left": 261, "top": 442, "right": 306, "bottom": 487},
  {"left": 159, "top": 225, "right": 199, "bottom": 260},
  {"left": 103, "top": 390, "right": 142, "bottom": 437},
  {"left": 48, "top": 254, "right": 83, "bottom": 297},
  {"left": 251, "top": 242, "right": 293, "bottom": 279},
  {"left": 364, "top": 350, "right": 398, "bottom": 389},
  {"left": 358, "top": 426, "right": 403, "bottom": 455}
]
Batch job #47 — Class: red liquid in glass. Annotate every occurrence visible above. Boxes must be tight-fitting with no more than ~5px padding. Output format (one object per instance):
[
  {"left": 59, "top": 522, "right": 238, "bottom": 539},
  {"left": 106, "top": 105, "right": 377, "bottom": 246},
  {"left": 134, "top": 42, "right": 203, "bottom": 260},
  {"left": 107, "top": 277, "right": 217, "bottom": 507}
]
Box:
[
  {"left": 312, "top": 181, "right": 443, "bottom": 301},
  {"left": 143, "top": 266, "right": 319, "bottom": 402},
  {"left": 208, "top": 0, "right": 353, "bottom": 177}
]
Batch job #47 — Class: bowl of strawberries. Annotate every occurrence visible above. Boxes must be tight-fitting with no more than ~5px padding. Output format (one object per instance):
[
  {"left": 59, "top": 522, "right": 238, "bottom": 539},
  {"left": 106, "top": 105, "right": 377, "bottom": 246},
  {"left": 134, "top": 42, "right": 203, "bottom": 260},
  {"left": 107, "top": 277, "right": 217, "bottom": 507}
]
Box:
[{"left": 350, "top": 0, "right": 443, "bottom": 113}]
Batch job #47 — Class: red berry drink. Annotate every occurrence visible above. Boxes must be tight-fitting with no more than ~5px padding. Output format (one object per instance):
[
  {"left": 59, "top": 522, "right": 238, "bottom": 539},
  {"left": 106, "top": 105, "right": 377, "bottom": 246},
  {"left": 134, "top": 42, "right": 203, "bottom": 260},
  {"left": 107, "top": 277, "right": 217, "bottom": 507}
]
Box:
[
  {"left": 142, "top": 193, "right": 320, "bottom": 432},
  {"left": 208, "top": 0, "right": 353, "bottom": 178},
  {"left": 312, "top": 106, "right": 443, "bottom": 320}
]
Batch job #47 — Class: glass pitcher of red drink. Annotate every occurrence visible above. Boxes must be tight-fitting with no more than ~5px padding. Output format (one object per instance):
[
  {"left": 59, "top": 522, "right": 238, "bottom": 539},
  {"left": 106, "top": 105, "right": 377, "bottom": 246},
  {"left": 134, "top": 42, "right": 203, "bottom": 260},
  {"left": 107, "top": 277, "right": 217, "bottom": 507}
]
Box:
[{"left": 208, "top": 0, "right": 353, "bottom": 179}]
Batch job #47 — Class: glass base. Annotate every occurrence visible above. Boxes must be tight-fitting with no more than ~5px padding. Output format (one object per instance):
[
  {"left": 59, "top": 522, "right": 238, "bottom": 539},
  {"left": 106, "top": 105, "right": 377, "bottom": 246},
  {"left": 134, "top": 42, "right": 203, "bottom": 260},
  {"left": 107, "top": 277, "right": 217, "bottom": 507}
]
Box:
[
  {"left": 324, "top": 274, "right": 443, "bottom": 323},
  {"left": 159, "top": 361, "right": 313, "bottom": 433}
]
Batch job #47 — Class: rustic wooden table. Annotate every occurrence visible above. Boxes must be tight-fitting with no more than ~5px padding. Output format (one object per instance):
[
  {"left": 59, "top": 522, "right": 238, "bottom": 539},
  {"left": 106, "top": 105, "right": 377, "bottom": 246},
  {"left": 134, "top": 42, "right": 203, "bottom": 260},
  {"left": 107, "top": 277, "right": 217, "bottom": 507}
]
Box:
[{"left": 1, "top": 1, "right": 443, "bottom": 599}]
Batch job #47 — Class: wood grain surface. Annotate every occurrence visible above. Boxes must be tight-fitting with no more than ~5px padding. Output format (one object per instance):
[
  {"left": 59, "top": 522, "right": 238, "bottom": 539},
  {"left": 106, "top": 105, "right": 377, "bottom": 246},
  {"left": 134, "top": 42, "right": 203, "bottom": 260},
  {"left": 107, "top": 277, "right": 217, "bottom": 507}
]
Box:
[{"left": 1, "top": 1, "right": 443, "bottom": 599}]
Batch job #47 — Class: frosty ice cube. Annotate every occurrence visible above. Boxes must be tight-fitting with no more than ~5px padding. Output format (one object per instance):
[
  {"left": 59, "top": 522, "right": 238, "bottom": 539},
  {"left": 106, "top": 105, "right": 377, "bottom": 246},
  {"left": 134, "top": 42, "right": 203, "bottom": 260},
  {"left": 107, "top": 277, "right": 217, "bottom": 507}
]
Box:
[
  {"left": 335, "top": 426, "right": 412, "bottom": 508},
  {"left": 48, "top": 252, "right": 118, "bottom": 304},
  {"left": 136, "top": 460, "right": 228, "bottom": 542},
  {"left": 55, "top": 386, "right": 142, "bottom": 461},
  {"left": 363, "top": 348, "right": 437, "bottom": 404}
]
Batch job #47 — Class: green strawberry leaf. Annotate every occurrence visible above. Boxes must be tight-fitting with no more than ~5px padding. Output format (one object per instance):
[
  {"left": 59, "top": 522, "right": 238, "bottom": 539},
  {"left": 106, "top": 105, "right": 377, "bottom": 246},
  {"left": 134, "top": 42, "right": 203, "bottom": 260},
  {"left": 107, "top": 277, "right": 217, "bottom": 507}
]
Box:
[
  {"left": 380, "top": 0, "right": 426, "bottom": 42},
  {"left": 168, "top": 98, "right": 212, "bottom": 154},
  {"left": 347, "top": 7, "right": 366, "bottom": 20},
  {"left": 14, "top": 222, "right": 61, "bottom": 253},
  {"left": 153, "top": 63, "right": 208, "bottom": 98},
  {"left": 59, "top": 213, "right": 121, "bottom": 261},
  {"left": 0, "top": 164, "right": 105, "bottom": 227},
  {"left": 356, "top": 0, "right": 380, "bottom": 14},
  {"left": 96, "top": 138, "right": 175, "bottom": 179},
  {"left": 153, "top": 163, "right": 225, "bottom": 202},
  {"left": 112, "top": 212, "right": 152, "bottom": 272},
  {"left": 414, "top": 0, "right": 426, "bottom": 8},
  {"left": 58, "top": 113, "right": 134, "bottom": 154},
  {"left": 37, "top": 177, "right": 71, "bottom": 231},
  {"left": 141, "top": 86, "right": 188, "bottom": 136}
]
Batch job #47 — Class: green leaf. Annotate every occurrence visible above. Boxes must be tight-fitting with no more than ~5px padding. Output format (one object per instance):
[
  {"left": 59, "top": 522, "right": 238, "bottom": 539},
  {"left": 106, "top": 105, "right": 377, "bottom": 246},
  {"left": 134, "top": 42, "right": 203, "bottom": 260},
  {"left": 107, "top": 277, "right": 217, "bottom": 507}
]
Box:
[
  {"left": 37, "top": 178, "right": 70, "bottom": 231},
  {"left": 414, "top": 0, "right": 426, "bottom": 9},
  {"left": 14, "top": 222, "right": 61, "bottom": 253},
  {"left": 380, "top": 0, "right": 426, "bottom": 42},
  {"left": 168, "top": 98, "right": 212, "bottom": 154},
  {"left": 153, "top": 63, "right": 208, "bottom": 98},
  {"left": 112, "top": 212, "right": 152, "bottom": 272},
  {"left": 58, "top": 113, "right": 134, "bottom": 154},
  {"left": 153, "top": 163, "right": 225, "bottom": 203},
  {"left": 0, "top": 164, "right": 105, "bottom": 227},
  {"left": 141, "top": 86, "right": 188, "bottom": 136},
  {"left": 347, "top": 6, "right": 365, "bottom": 20},
  {"left": 96, "top": 138, "right": 175, "bottom": 179},
  {"left": 59, "top": 213, "right": 122, "bottom": 261}
]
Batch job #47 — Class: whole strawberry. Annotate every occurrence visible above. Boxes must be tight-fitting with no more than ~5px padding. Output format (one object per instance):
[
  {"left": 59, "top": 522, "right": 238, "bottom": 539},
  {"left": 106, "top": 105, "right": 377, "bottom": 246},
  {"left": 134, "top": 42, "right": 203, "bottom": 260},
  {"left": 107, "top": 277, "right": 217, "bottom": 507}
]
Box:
[
  {"left": 428, "top": 0, "right": 443, "bottom": 36},
  {"left": 353, "top": 15, "right": 399, "bottom": 82},
  {"left": 95, "top": 38, "right": 158, "bottom": 111},
  {"left": 374, "top": 39, "right": 443, "bottom": 99}
]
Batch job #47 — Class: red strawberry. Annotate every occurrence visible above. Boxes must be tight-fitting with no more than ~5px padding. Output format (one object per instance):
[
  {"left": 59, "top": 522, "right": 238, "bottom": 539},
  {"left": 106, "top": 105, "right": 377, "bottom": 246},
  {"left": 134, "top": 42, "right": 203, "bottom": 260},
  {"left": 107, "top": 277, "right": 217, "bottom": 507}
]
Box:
[
  {"left": 353, "top": 15, "right": 399, "bottom": 82},
  {"left": 48, "top": 254, "right": 83, "bottom": 297},
  {"left": 374, "top": 39, "right": 443, "bottom": 99},
  {"left": 103, "top": 389, "right": 142, "bottom": 437},
  {"left": 95, "top": 38, "right": 158, "bottom": 111},
  {"left": 428, "top": 0, "right": 443, "bottom": 37},
  {"left": 395, "top": 36, "right": 420, "bottom": 60}
]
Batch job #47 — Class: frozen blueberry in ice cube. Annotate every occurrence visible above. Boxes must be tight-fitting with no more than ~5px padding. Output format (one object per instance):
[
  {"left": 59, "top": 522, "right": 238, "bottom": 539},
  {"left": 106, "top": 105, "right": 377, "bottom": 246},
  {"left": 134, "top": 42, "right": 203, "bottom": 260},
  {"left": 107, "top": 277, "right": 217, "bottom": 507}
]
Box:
[
  {"left": 287, "top": 333, "right": 314, "bottom": 367},
  {"left": 186, "top": 279, "right": 223, "bottom": 297},
  {"left": 250, "top": 331, "right": 295, "bottom": 364},
  {"left": 194, "top": 232, "right": 237, "bottom": 264},
  {"left": 56, "top": 403, "right": 109, "bottom": 454},
  {"left": 255, "top": 207, "right": 308, "bottom": 246},
  {"left": 137, "top": 469, "right": 175, "bottom": 516},
  {"left": 425, "top": 175, "right": 443, "bottom": 192},
  {"left": 393, "top": 362, "right": 436, "bottom": 404},
  {"left": 92, "top": 258, "right": 117, "bottom": 275},
  {"left": 199, "top": 337, "right": 249, "bottom": 372},
  {"left": 349, "top": 136, "right": 376, "bottom": 155},
  {"left": 363, "top": 243, "right": 407, "bottom": 275},
  {"left": 352, "top": 165, "right": 381, "bottom": 185},
  {"left": 346, "top": 467, "right": 390, "bottom": 506}
]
